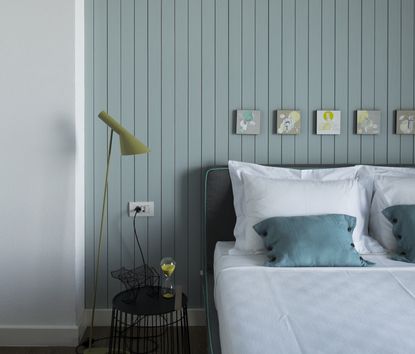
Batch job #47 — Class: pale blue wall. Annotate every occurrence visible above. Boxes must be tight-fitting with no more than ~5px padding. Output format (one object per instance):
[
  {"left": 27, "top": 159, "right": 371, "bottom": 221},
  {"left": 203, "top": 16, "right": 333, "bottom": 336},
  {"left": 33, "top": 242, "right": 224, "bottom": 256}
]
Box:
[{"left": 85, "top": 0, "right": 415, "bottom": 308}]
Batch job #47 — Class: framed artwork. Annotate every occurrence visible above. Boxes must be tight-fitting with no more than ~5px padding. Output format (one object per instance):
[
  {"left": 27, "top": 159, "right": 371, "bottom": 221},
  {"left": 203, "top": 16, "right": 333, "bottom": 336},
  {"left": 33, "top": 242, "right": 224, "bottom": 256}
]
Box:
[
  {"left": 356, "top": 110, "right": 381, "bottom": 135},
  {"left": 316, "top": 110, "right": 341, "bottom": 135},
  {"left": 276, "top": 110, "right": 301, "bottom": 135},
  {"left": 236, "top": 110, "right": 261, "bottom": 135},
  {"left": 396, "top": 110, "right": 415, "bottom": 134}
]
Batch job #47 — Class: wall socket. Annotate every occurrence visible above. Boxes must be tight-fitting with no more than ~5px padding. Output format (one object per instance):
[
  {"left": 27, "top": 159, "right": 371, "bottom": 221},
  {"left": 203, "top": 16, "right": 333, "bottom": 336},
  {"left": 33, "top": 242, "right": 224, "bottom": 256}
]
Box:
[{"left": 128, "top": 201, "right": 154, "bottom": 217}]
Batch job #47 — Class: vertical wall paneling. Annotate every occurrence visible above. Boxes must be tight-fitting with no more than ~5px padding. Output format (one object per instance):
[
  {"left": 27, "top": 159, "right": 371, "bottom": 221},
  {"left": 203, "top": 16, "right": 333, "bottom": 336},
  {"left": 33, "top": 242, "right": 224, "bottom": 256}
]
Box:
[
  {"left": 85, "top": 0, "right": 94, "bottom": 308},
  {"left": 161, "top": 0, "right": 175, "bottom": 265},
  {"left": 241, "top": 0, "right": 255, "bottom": 162},
  {"left": 108, "top": 0, "right": 122, "bottom": 304},
  {"left": 202, "top": 0, "right": 215, "bottom": 170},
  {"left": 188, "top": 0, "right": 202, "bottom": 307},
  {"left": 122, "top": 0, "right": 138, "bottom": 295},
  {"left": 308, "top": 0, "right": 322, "bottom": 163},
  {"left": 174, "top": 0, "right": 189, "bottom": 298},
  {"left": 348, "top": 0, "right": 362, "bottom": 163},
  {"left": 228, "top": 0, "right": 242, "bottom": 161},
  {"left": 215, "top": 0, "right": 229, "bottom": 165},
  {"left": 93, "top": 0, "right": 109, "bottom": 307},
  {"left": 120, "top": 0, "right": 135, "bottom": 290},
  {"left": 268, "top": 0, "right": 282, "bottom": 164},
  {"left": 147, "top": 0, "right": 162, "bottom": 269},
  {"left": 374, "top": 0, "right": 388, "bottom": 164},
  {"left": 388, "top": 0, "right": 401, "bottom": 163},
  {"left": 401, "top": 0, "right": 414, "bottom": 163},
  {"left": 334, "top": 0, "right": 349, "bottom": 163},
  {"left": 294, "top": 0, "right": 309, "bottom": 164},
  {"left": 255, "top": 0, "right": 269, "bottom": 164},
  {"left": 86, "top": 0, "right": 415, "bottom": 308},
  {"left": 361, "top": 0, "right": 375, "bottom": 163},
  {"left": 281, "top": 0, "right": 295, "bottom": 164},
  {"left": 321, "top": 0, "right": 335, "bottom": 163},
  {"left": 134, "top": 0, "right": 149, "bottom": 266}
]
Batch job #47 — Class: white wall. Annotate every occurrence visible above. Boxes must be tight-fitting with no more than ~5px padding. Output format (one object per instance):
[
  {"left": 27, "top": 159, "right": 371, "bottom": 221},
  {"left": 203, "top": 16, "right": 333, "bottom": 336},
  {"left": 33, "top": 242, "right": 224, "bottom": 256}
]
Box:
[{"left": 0, "top": 0, "right": 84, "bottom": 346}]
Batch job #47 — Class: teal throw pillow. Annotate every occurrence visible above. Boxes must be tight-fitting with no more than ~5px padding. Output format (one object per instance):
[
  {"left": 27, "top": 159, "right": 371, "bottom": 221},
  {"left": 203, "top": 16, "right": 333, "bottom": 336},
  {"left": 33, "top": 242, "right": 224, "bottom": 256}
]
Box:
[
  {"left": 382, "top": 205, "right": 415, "bottom": 262},
  {"left": 253, "top": 214, "right": 369, "bottom": 267}
]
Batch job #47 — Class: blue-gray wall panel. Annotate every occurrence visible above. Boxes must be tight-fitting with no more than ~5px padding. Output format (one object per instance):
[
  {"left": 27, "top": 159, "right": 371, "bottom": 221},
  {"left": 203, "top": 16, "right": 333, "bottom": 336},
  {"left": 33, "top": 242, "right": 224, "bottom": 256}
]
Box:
[
  {"left": 134, "top": 0, "right": 149, "bottom": 271},
  {"left": 107, "top": 0, "right": 122, "bottom": 303},
  {"left": 268, "top": 0, "right": 282, "bottom": 164},
  {"left": 216, "top": 0, "right": 229, "bottom": 165},
  {"left": 85, "top": 0, "right": 415, "bottom": 308},
  {"left": 348, "top": 0, "right": 362, "bottom": 164},
  {"left": 321, "top": 0, "right": 335, "bottom": 164},
  {"left": 361, "top": 0, "right": 375, "bottom": 164},
  {"left": 294, "top": 0, "right": 309, "bottom": 164},
  {"left": 388, "top": 0, "right": 401, "bottom": 163},
  {"left": 161, "top": 0, "right": 175, "bottom": 275},
  {"left": 255, "top": 0, "right": 269, "bottom": 165},
  {"left": 174, "top": 0, "right": 189, "bottom": 299},
  {"left": 401, "top": 0, "right": 415, "bottom": 163},
  {"left": 147, "top": 0, "right": 162, "bottom": 276},
  {"left": 241, "top": 0, "right": 255, "bottom": 163},
  {"left": 188, "top": 0, "right": 203, "bottom": 307},
  {"left": 229, "top": 0, "right": 243, "bottom": 161},
  {"left": 374, "top": 0, "right": 389, "bottom": 164},
  {"left": 281, "top": 0, "right": 295, "bottom": 164},
  {"left": 308, "top": 0, "right": 322, "bottom": 163},
  {"left": 334, "top": 0, "right": 349, "bottom": 163}
]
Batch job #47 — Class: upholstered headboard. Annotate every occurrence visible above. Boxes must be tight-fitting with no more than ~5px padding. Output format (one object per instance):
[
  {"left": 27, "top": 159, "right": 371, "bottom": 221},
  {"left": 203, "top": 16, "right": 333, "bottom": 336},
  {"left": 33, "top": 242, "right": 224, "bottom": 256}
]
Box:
[{"left": 204, "top": 168, "right": 236, "bottom": 270}]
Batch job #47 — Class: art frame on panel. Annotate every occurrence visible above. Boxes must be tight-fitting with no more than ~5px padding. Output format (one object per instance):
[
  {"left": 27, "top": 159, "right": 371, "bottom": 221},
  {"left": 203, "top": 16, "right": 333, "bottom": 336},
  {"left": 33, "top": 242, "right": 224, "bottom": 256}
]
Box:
[
  {"left": 396, "top": 110, "right": 415, "bottom": 135},
  {"left": 235, "top": 110, "right": 261, "bottom": 135},
  {"left": 356, "top": 110, "right": 381, "bottom": 135},
  {"left": 316, "top": 110, "right": 341, "bottom": 135},
  {"left": 276, "top": 110, "right": 301, "bottom": 135}
]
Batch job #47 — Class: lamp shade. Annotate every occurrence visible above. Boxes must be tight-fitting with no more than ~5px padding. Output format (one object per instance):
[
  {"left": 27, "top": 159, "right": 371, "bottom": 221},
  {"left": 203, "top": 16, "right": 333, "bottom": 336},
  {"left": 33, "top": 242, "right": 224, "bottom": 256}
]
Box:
[{"left": 98, "top": 111, "right": 150, "bottom": 155}]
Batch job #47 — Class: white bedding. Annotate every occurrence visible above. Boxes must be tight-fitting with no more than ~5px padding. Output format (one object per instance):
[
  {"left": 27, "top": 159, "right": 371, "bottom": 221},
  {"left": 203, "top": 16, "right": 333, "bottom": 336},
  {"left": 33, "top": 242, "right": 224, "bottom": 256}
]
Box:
[{"left": 214, "top": 242, "right": 415, "bottom": 354}]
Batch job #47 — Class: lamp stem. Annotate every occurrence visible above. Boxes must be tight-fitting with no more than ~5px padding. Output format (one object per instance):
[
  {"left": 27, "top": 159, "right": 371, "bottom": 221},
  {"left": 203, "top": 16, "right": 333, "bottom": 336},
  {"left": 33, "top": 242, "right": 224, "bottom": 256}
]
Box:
[{"left": 88, "top": 129, "right": 114, "bottom": 350}]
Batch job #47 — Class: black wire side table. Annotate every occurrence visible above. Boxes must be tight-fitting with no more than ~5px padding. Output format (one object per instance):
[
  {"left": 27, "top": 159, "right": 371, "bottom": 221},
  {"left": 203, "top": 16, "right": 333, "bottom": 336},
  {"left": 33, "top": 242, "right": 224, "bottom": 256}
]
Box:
[{"left": 108, "top": 286, "right": 191, "bottom": 354}]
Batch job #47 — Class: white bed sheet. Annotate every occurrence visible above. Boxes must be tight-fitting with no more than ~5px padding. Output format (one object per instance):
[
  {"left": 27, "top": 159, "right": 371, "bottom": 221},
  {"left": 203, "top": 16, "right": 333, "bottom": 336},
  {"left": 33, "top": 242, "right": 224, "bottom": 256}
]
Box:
[{"left": 214, "top": 242, "right": 415, "bottom": 354}]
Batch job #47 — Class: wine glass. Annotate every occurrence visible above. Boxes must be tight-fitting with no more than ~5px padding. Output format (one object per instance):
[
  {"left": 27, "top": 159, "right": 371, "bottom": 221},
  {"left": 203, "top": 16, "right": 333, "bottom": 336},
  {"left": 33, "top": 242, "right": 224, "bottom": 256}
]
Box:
[{"left": 160, "top": 257, "right": 176, "bottom": 299}]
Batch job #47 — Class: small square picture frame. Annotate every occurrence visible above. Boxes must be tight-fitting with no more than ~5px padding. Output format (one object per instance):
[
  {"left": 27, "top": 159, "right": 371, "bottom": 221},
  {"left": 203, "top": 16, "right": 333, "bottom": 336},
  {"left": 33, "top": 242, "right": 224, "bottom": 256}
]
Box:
[
  {"left": 276, "top": 110, "right": 301, "bottom": 135},
  {"left": 356, "top": 110, "right": 381, "bottom": 135},
  {"left": 316, "top": 110, "right": 341, "bottom": 135},
  {"left": 236, "top": 110, "right": 261, "bottom": 135},
  {"left": 396, "top": 110, "right": 415, "bottom": 134}
]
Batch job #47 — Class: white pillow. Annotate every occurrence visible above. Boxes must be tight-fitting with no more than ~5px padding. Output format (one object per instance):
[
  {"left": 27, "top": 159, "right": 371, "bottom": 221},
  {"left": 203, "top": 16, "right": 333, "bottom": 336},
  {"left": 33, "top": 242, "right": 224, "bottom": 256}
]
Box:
[
  {"left": 228, "top": 161, "right": 301, "bottom": 241},
  {"left": 370, "top": 176, "right": 415, "bottom": 251},
  {"left": 236, "top": 173, "right": 370, "bottom": 254},
  {"left": 228, "top": 161, "right": 369, "bottom": 253},
  {"left": 358, "top": 165, "right": 415, "bottom": 179}
]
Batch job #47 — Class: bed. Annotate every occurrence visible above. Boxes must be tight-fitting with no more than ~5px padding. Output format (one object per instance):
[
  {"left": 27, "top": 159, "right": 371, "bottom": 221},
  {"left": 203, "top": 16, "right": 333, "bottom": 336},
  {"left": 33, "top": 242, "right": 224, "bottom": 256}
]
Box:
[{"left": 203, "top": 165, "right": 415, "bottom": 354}]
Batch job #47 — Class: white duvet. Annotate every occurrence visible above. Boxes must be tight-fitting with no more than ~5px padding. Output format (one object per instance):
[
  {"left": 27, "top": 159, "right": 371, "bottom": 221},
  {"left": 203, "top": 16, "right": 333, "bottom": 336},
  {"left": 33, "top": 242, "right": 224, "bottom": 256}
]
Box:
[{"left": 214, "top": 242, "right": 415, "bottom": 354}]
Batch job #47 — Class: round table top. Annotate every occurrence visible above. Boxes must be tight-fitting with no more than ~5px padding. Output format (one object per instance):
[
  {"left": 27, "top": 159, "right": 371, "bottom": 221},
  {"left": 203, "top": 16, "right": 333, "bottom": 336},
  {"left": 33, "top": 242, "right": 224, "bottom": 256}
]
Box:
[{"left": 112, "top": 286, "right": 187, "bottom": 316}]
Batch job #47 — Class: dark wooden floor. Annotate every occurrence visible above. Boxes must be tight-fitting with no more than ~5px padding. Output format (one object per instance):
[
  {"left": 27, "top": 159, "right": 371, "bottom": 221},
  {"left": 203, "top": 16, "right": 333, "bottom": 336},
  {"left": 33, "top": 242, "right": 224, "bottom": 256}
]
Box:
[{"left": 0, "top": 326, "right": 207, "bottom": 354}]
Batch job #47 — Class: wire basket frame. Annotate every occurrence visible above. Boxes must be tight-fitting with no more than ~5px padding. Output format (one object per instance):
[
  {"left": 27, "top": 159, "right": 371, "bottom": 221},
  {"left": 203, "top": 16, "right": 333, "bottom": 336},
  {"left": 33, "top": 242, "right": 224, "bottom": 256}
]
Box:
[{"left": 111, "top": 265, "right": 160, "bottom": 302}]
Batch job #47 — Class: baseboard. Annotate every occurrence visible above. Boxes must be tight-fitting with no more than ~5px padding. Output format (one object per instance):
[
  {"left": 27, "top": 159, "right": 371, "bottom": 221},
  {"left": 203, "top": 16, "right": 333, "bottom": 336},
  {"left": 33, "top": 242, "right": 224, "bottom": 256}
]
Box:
[
  {"left": 0, "top": 325, "right": 81, "bottom": 346},
  {"left": 0, "top": 308, "right": 205, "bottom": 347},
  {"left": 82, "top": 308, "right": 206, "bottom": 328}
]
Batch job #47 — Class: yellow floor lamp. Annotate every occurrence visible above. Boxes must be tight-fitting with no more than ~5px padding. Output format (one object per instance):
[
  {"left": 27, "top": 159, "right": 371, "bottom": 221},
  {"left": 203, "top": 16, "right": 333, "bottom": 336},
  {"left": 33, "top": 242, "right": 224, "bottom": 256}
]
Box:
[{"left": 85, "top": 111, "right": 150, "bottom": 354}]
